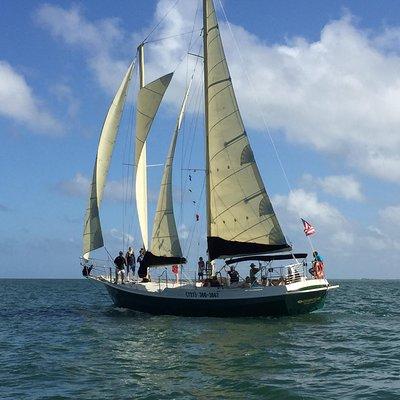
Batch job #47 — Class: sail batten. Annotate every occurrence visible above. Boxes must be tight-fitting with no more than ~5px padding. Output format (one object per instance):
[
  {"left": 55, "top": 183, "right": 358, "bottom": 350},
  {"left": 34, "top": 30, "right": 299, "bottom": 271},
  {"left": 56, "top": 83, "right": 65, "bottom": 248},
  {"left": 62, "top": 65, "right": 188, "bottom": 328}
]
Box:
[
  {"left": 204, "top": 0, "right": 290, "bottom": 260},
  {"left": 82, "top": 62, "right": 134, "bottom": 260}
]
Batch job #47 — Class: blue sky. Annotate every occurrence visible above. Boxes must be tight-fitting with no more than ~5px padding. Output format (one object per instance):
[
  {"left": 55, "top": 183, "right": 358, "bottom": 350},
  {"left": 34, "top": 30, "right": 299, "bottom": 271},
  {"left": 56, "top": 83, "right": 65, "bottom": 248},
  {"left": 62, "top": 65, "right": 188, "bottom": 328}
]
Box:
[{"left": 1, "top": 0, "right": 400, "bottom": 278}]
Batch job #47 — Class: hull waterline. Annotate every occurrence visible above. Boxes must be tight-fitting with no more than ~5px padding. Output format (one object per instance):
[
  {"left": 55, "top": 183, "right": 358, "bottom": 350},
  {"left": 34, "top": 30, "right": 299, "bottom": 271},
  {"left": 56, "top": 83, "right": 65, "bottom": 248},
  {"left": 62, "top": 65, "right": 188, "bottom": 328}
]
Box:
[{"left": 91, "top": 279, "right": 330, "bottom": 317}]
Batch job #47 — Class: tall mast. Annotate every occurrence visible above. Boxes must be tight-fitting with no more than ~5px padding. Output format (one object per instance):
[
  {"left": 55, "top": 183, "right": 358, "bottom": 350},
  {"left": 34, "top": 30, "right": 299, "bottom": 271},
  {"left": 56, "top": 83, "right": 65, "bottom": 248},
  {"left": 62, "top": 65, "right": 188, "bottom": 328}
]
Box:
[
  {"left": 203, "top": 0, "right": 211, "bottom": 257},
  {"left": 137, "top": 43, "right": 148, "bottom": 249}
]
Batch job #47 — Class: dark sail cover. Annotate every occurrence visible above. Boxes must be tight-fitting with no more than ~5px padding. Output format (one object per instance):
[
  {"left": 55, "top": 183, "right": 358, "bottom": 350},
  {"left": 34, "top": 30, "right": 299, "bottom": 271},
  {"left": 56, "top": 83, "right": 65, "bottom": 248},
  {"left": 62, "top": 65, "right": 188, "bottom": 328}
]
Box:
[
  {"left": 141, "top": 251, "right": 186, "bottom": 269},
  {"left": 208, "top": 236, "right": 291, "bottom": 261}
]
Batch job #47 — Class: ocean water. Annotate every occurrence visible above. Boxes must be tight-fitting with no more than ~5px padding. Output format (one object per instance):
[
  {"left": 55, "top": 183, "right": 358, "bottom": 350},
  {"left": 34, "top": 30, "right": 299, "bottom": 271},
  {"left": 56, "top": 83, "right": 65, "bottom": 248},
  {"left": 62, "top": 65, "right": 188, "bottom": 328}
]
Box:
[{"left": 0, "top": 279, "right": 399, "bottom": 400}]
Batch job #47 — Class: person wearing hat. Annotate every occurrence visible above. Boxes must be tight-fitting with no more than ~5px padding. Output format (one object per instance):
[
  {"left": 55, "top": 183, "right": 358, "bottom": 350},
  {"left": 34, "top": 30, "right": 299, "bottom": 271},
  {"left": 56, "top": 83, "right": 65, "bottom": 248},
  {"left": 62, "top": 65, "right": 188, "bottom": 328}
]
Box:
[
  {"left": 114, "top": 251, "right": 126, "bottom": 284},
  {"left": 249, "top": 263, "right": 260, "bottom": 284}
]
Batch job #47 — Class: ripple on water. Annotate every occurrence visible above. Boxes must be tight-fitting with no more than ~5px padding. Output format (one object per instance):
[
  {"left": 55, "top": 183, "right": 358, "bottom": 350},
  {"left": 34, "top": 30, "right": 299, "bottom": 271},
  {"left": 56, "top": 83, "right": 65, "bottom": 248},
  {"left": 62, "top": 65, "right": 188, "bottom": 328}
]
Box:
[{"left": 0, "top": 279, "right": 399, "bottom": 399}]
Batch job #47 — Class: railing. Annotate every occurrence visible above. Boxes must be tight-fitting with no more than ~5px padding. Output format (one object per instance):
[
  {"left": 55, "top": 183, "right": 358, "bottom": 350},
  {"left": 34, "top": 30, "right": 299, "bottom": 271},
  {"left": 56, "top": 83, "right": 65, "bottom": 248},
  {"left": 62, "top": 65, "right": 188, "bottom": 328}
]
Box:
[
  {"left": 158, "top": 268, "right": 168, "bottom": 292},
  {"left": 261, "top": 262, "right": 307, "bottom": 286},
  {"left": 80, "top": 258, "right": 113, "bottom": 282}
]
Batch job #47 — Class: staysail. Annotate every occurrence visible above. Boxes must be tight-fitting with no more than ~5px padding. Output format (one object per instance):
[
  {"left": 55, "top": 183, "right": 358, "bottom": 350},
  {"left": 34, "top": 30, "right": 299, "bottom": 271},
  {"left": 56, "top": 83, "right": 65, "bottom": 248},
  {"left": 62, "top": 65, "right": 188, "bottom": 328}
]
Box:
[
  {"left": 143, "top": 82, "right": 193, "bottom": 268},
  {"left": 135, "top": 72, "right": 173, "bottom": 249},
  {"left": 203, "top": 0, "right": 291, "bottom": 260},
  {"left": 82, "top": 62, "right": 134, "bottom": 260}
]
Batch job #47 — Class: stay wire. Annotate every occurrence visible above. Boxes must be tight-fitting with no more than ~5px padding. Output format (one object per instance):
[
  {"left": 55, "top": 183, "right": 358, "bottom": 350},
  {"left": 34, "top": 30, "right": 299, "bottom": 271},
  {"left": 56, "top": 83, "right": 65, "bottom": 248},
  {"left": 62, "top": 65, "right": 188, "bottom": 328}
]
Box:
[{"left": 141, "top": 0, "right": 181, "bottom": 44}]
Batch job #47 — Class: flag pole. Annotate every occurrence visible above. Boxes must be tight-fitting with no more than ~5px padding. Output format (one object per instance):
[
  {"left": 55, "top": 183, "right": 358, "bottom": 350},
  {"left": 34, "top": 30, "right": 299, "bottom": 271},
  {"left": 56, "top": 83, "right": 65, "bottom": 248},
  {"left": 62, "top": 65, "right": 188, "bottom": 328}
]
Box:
[{"left": 307, "top": 235, "right": 316, "bottom": 254}]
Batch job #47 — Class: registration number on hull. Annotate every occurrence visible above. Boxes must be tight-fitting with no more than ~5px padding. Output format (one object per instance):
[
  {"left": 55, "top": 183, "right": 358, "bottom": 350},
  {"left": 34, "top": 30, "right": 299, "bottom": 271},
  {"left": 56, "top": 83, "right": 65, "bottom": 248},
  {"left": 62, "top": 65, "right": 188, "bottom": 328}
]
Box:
[{"left": 185, "top": 291, "right": 220, "bottom": 299}]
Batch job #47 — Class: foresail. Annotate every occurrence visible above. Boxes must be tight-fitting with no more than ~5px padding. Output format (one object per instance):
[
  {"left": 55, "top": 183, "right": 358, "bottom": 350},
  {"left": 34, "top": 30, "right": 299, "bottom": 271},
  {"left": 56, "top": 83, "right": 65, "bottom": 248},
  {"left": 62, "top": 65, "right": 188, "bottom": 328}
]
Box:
[
  {"left": 82, "top": 62, "right": 134, "bottom": 260},
  {"left": 145, "top": 83, "right": 193, "bottom": 267},
  {"left": 204, "top": 0, "right": 290, "bottom": 260},
  {"left": 135, "top": 72, "right": 174, "bottom": 167},
  {"left": 135, "top": 72, "right": 173, "bottom": 248}
]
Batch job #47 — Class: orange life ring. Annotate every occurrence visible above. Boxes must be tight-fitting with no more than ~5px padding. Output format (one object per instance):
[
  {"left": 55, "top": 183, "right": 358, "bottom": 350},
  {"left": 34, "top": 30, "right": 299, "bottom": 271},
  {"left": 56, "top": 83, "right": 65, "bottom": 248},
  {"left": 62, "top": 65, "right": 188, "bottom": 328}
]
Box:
[{"left": 315, "top": 261, "right": 324, "bottom": 279}]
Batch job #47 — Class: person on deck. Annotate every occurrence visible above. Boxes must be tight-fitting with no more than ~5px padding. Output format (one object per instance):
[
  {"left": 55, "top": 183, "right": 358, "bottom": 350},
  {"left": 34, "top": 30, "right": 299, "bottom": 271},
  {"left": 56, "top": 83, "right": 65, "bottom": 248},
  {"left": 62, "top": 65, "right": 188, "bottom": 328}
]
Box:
[
  {"left": 249, "top": 263, "right": 260, "bottom": 284},
  {"left": 137, "top": 248, "right": 149, "bottom": 282},
  {"left": 125, "top": 247, "right": 135, "bottom": 280},
  {"left": 198, "top": 257, "right": 205, "bottom": 281},
  {"left": 311, "top": 251, "right": 324, "bottom": 279},
  {"left": 114, "top": 251, "right": 126, "bottom": 284},
  {"left": 227, "top": 266, "right": 239, "bottom": 285},
  {"left": 313, "top": 251, "right": 323, "bottom": 263}
]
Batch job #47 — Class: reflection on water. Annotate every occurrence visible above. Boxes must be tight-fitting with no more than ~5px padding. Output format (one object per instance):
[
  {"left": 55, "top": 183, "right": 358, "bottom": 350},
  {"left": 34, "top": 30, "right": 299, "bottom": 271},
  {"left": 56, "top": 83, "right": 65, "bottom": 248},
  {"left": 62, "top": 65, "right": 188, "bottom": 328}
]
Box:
[{"left": 0, "top": 279, "right": 399, "bottom": 399}]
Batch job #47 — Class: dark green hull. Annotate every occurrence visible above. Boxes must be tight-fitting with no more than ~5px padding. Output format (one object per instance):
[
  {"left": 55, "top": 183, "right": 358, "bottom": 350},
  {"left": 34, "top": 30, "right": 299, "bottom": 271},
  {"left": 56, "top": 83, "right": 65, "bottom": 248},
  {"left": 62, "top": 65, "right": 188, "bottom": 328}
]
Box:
[{"left": 105, "top": 284, "right": 327, "bottom": 317}]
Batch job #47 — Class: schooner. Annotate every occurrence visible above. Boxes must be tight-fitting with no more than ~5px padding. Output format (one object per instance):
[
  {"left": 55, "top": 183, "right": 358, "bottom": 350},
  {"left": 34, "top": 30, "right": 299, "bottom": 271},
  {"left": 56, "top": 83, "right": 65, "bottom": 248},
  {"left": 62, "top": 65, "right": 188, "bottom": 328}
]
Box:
[{"left": 81, "top": 0, "right": 337, "bottom": 317}]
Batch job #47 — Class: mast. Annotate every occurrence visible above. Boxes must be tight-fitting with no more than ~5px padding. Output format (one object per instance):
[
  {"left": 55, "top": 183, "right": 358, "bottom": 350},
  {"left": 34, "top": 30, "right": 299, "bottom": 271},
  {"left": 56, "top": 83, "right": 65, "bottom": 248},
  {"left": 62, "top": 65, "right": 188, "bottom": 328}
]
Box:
[
  {"left": 137, "top": 43, "right": 148, "bottom": 250},
  {"left": 203, "top": 0, "right": 211, "bottom": 256}
]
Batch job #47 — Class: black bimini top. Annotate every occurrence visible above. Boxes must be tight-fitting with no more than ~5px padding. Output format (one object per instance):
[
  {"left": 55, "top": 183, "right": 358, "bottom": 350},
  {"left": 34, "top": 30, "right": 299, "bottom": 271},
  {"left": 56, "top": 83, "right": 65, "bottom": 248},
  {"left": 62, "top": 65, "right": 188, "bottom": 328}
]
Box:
[{"left": 225, "top": 253, "right": 308, "bottom": 265}]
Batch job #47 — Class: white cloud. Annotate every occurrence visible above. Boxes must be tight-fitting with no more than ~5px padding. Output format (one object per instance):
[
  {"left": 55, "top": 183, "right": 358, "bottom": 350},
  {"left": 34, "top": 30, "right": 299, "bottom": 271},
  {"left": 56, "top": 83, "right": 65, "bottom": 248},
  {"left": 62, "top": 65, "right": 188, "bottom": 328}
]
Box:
[
  {"left": 273, "top": 189, "right": 354, "bottom": 249},
  {"left": 35, "top": 4, "right": 128, "bottom": 92},
  {"left": 274, "top": 188, "right": 348, "bottom": 229},
  {"left": 0, "top": 61, "right": 60, "bottom": 133},
  {"left": 56, "top": 172, "right": 126, "bottom": 201},
  {"left": 379, "top": 205, "right": 400, "bottom": 227},
  {"left": 37, "top": 2, "right": 400, "bottom": 183},
  {"left": 110, "top": 228, "right": 134, "bottom": 245},
  {"left": 133, "top": 3, "right": 400, "bottom": 184},
  {"left": 302, "top": 173, "right": 364, "bottom": 201},
  {"left": 51, "top": 83, "right": 79, "bottom": 118},
  {"left": 362, "top": 224, "right": 400, "bottom": 251}
]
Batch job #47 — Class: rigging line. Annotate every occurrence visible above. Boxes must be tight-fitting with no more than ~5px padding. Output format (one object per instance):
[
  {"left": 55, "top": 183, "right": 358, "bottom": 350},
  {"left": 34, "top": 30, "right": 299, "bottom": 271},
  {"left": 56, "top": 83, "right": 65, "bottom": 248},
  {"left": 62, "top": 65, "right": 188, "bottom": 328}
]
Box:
[
  {"left": 171, "top": 34, "right": 203, "bottom": 75},
  {"left": 217, "top": 0, "right": 302, "bottom": 246},
  {"left": 144, "top": 29, "right": 202, "bottom": 44},
  {"left": 179, "top": 86, "right": 202, "bottom": 224},
  {"left": 184, "top": 175, "right": 205, "bottom": 258},
  {"left": 141, "top": 0, "right": 181, "bottom": 44},
  {"left": 179, "top": 52, "right": 203, "bottom": 225},
  {"left": 186, "top": 0, "right": 201, "bottom": 83}
]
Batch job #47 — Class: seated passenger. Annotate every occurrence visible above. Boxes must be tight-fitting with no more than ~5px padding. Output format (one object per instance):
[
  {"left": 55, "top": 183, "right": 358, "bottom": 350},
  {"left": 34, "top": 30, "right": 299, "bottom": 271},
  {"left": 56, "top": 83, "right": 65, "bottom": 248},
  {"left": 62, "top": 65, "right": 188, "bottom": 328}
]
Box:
[
  {"left": 210, "top": 275, "right": 221, "bottom": 287},
  {"left": 249, "top": 263, "right": 260, "bottom": 284},
  {"left": 227, "top": 266, "right": 239, "bottom": 285},
  {"left": 261, "top": 276, "right": 268, "bottom": 286},
  {"left": 202, "top": 278, "right": 211, "bottom": 287}
]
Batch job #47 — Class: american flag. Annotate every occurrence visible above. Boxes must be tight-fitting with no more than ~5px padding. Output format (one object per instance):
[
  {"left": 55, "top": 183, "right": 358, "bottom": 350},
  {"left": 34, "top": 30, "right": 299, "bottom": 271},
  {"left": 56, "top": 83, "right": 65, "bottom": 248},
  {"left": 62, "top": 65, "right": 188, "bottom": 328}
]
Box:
[{"left": 301, "top": 218, "right": 316, "bottom": 236}]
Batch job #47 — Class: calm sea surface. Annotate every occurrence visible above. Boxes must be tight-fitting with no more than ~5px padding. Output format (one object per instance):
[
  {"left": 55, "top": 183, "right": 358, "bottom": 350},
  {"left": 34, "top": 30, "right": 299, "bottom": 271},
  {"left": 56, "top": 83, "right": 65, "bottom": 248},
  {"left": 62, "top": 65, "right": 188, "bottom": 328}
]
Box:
[{"left": 0, "top": 279, "right": 399, "bottom": 399}]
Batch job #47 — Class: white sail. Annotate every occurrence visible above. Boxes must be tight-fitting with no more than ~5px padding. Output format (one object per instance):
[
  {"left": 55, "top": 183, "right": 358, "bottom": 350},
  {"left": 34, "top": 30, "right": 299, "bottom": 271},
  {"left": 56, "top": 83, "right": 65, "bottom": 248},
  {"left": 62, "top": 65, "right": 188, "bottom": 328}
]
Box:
[
  {"left": 82, "top": 62, "right": 134, "bottom": 260},
  {"left": 135, "top": 145, "right": 148, "bottom": 249},
  {"left": 204, "top": 0, "right": 290, "bottom": 259},
  {"left": 148, "top": 82, "right": 192, "bottom": 263},
  {"left": 135, "top": 72, "right": 173, "bottom": 248}
]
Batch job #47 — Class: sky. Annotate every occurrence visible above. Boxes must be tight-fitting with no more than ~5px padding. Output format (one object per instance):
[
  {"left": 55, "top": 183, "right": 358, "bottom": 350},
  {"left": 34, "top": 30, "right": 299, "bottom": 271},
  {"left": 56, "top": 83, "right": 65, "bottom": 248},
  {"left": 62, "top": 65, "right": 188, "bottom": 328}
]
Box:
[{"left": 1, "top": 0, "right": 400, "bottom": 279}]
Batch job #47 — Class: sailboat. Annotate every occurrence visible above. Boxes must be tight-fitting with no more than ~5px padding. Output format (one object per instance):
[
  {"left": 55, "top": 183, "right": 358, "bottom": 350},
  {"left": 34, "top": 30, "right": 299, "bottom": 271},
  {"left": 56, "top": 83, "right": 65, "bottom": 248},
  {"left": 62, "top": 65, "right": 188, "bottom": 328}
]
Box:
[{"left": 81, "top": 0, "right": 338, "bottom": 317}]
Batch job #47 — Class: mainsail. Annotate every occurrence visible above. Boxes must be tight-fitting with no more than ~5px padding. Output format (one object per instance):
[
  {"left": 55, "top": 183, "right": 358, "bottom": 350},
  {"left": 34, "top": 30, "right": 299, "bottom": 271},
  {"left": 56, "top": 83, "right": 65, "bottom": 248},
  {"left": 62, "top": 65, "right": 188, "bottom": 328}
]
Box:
[
  {"left": 135, "top": 72, "right": 173, "bottom": 249},
  {"left": 143, "top": 82, "right": 193, "bottom": 268},
  {"left": 82, "top": 62, "right": 134, "bottom": 260},
  {"left": 203, "top": 0, "right": 291, "bottom": 260}
]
